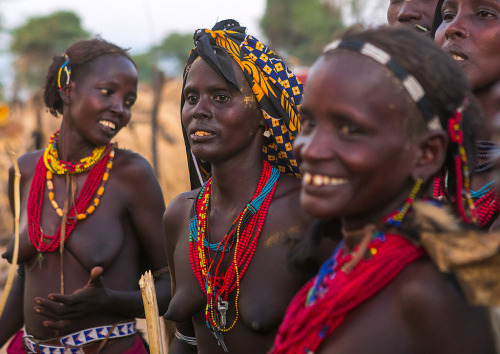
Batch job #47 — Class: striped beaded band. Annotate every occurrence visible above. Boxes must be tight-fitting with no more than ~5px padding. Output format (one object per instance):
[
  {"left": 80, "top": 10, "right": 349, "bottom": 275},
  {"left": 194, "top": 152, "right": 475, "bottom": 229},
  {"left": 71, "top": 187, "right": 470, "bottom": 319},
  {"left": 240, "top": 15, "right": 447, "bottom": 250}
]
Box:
[
  {"left": 23, "top": 321, "right": 137, "bottom": 353},
  {"left": 323, "top": 39, "right": 442, "bottom": 131}
]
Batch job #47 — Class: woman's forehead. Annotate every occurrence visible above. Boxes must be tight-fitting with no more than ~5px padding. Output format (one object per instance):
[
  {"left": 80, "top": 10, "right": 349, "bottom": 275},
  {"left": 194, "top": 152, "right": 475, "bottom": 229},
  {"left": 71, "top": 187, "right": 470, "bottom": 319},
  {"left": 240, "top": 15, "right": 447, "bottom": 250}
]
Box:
[
  {"left": 306, "top": 53, "right": 418, "bottom": 124},
  {"left": 187, "top": 56, "right": 251, "bottom": 93}
]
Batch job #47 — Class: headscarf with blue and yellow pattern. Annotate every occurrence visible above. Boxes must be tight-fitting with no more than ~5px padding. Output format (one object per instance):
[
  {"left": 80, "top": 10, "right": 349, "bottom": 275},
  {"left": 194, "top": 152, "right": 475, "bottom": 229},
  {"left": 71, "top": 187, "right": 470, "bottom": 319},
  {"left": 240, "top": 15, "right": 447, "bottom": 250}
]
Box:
[{"left": 182, "top": 19, "right": 304, "bottom": 189}]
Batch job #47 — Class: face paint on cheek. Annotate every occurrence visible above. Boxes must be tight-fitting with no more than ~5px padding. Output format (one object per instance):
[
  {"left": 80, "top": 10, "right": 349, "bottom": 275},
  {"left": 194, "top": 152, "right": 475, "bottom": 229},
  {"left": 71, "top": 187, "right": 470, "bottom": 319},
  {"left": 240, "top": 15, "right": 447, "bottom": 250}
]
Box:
[{"left": 243, "top": 95, "right": 257, "bottom": 109}]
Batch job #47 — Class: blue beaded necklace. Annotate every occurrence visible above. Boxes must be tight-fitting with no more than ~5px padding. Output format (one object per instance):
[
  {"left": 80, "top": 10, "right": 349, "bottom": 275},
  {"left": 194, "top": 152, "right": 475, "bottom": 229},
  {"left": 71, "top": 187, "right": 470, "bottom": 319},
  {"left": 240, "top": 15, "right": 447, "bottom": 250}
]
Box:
[
  {"left": 465, "top": 180, "right": 496, "bottom": 200},
  {"left": 189, "top": 164, "right": 280, "bottom": 252}
]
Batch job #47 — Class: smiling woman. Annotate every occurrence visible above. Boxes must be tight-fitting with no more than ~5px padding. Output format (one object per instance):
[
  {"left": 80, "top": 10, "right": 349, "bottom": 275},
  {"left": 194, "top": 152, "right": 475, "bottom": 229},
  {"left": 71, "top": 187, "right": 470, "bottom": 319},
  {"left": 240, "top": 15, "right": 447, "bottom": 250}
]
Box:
[
  {"left": 0, "top": 38, "right": 170, "bottom": 353},
  {"left": 271, "top": 27, "right": 495, "bottom": 353}
]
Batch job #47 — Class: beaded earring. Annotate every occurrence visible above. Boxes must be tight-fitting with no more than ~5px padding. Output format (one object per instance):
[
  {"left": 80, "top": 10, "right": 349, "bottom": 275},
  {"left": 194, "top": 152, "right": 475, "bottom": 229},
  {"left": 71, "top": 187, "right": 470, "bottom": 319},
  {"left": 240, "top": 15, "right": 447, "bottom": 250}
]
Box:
[
  {"left": 448, "top": 100, "right": 477, "bottom": 224},
  {"left": 384, "top": 177, "right": 423, "bottom": 227},
  {"left": 57, "top": 54, "right": 71, "bottom": 90}
]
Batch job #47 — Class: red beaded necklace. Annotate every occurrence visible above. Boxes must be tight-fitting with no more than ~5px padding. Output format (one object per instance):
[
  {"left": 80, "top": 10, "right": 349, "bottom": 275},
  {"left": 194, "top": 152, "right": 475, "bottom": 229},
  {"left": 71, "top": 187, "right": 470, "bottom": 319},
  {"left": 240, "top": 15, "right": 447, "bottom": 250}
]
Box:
[
  {"left": 474, "top": 189, "right": 500, "bottom": 228},
  {"left": 433, "top": 177, "right": 500, "bottom": 228},
  {"left": 27, "top": 147, "right": 113, "bottom": 253},
  {"left": 189, "top": 161, "right": 279, "bottom": 334}
]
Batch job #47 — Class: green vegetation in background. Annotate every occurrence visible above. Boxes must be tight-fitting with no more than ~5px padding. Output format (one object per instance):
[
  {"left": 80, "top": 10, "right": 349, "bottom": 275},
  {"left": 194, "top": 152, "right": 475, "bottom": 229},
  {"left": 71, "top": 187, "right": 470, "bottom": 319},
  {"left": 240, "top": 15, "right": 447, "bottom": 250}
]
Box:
[
  {"left": 10, "top": 10, "right": 90, "bottom": 91},
  {"left": 134, "top": 32, "right": 193, "bottom": 83},
  {"left": 260, "top": 0, "right": 345, "bottom": 65}
]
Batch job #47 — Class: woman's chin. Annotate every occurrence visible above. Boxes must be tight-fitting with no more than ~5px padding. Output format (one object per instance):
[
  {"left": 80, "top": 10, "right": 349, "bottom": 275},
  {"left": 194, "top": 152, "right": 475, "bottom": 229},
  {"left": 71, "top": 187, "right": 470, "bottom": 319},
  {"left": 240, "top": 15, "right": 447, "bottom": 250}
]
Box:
[{"left": 300, "top": 194, "right": 343, "bottom": 220}]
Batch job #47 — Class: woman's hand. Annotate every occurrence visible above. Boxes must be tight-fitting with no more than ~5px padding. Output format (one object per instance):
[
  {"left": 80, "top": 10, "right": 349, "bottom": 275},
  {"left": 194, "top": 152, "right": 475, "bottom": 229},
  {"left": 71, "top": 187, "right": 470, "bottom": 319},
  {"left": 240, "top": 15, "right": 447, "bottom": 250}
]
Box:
[{"left": 33, "top": 266, "right": 109, "bottom": 330}]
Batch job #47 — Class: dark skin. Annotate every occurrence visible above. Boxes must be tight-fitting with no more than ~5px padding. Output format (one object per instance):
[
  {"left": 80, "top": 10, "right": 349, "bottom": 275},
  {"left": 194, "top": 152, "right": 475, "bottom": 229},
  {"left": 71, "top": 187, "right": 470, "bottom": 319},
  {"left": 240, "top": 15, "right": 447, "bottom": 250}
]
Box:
[
  {"left": 163, "top": 58, "right": 333, "bottom": 353},
  {"left": 490, "top": 80, "right": 500, "bottom": 230},
  {"left": 387, "top": 0, "right": 438, "bottom": 33},
  {"left": 293, "top": 53, "right": 494, "bottom": 353},
  {"left": 435, "top": 0, "right": 500, "bottom": 190},
  {"left": 0, "top": 55, "right": 170, "bottom": 352}
]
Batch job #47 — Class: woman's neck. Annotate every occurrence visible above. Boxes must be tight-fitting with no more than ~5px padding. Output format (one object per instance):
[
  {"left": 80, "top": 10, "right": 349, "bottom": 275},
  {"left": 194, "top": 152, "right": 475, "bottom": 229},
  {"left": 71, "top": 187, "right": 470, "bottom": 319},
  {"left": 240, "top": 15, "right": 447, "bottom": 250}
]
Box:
[
  {"left": 341, "top": 185, "right": 415, "bottom": 252},
  {"left": 210, "top": 156, "right": 264, "bottom": 209},
  {"left": 56, "top": 125, "right": 98, "bottom": 163},
  {"left": 474, "top": 86, "right": 498, "bottom": 141}
]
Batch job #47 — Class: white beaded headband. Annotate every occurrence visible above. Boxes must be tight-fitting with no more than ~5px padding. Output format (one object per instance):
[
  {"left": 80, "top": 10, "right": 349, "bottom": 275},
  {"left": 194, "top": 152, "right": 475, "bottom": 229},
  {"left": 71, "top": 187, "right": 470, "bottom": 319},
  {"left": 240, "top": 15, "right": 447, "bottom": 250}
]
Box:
[{"left": 323, "top": 39, "right": 443, "bottom": 131}]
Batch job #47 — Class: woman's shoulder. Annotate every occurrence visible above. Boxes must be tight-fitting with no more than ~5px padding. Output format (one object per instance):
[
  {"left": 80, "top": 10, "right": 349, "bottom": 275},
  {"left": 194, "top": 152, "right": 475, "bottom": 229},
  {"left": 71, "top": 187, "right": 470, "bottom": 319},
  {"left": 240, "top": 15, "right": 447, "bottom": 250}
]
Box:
[
  {"left": 164, "top": 189, "right": 199, "bottom": 225},
  {"left": 112, "top": 148, "right": 153, "bottom": 176},
  {"left": 396, "top": 258, "right": 457, "bottom": 311},
  {"left": 111, "top": 148, "right": 159, "bottom": 187},
  {"left": 163, "top": 189, "right": 199, "bottom": 248},
  {"left": 110, "top": 148, "right": 165, "bottom": 206},
  {"left": 395, "top": 258, "right": 494, "bottom": 352},
  {"left": 14, "top": 149, "right": 44, "bottom": 176}
]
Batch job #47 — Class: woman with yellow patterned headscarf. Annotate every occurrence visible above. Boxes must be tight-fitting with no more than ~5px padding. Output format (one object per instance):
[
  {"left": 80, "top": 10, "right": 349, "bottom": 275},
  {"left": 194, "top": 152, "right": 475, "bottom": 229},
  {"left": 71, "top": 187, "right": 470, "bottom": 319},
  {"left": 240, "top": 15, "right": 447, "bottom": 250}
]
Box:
[
  {"left": 163, "top": 19, "right": 334, "bottom": 353},
  {"left": 182, "top": 19, "right": 304, "bottom": 188}
]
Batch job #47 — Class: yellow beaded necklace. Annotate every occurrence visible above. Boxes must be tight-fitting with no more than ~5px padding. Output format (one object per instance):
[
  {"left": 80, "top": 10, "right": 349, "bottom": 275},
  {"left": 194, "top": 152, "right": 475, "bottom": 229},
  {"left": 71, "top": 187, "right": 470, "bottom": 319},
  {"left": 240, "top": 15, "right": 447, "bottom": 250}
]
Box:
[
  {"left": 43, "top": 131, "right": 107, "bottom": 175},
  {"left": 46, "top": 149, "right": 114, "bottom": 220}
]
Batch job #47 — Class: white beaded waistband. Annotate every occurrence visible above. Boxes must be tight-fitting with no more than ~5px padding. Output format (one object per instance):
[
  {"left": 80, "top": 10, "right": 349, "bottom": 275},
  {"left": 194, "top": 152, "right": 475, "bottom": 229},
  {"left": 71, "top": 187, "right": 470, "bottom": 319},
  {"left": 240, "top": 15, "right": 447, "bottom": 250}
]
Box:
[{"left": 23, "top": 321, "right": 136, "bottom": 353}]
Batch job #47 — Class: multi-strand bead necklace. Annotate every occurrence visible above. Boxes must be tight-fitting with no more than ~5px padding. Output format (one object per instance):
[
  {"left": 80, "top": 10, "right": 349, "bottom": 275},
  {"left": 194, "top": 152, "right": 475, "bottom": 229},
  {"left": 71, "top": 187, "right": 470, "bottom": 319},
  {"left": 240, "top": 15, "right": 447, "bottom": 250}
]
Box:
[
  {"left": 43, "top": 131, "right": 108, "bottom": 174},
  {"left": 434, "top": 177, "right": 500, "bottom": 228},
  {"left": 273, "top": 184, "right": 427, "bottom": 354},
  {"left": 27, "top": 131, "right": 114, "bottom": 253},
  {"left": 434, "top": 139, "right": 500, "bottom": 228},
  {"left": 189, "top": 160, "right": 280, "bottom": 346}
]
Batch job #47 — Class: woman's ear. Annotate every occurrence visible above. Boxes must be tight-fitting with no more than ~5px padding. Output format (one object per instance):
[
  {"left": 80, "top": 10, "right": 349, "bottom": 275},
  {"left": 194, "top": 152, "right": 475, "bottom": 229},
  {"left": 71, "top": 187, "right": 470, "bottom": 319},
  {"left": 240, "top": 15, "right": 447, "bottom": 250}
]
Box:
[
  {"left": 59, "top": 81, "right": 74, "bottom": 105},
  {"left": 411, "top": 130, "right": 448, "bottom": 182}
]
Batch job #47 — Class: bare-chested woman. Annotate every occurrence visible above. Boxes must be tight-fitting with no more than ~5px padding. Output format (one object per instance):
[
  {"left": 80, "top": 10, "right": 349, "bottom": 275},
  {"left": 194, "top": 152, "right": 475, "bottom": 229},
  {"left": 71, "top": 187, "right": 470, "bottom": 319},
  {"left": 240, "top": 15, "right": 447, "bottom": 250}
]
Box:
[
  {"left": 163, "top": 20, "right": 333, "bottom": 353},
  {"left": 0, "top": 38, "right": 169, "bottom": 353},
  {"left": 272, "top": 27, "right": 494, "bottom": 353}
]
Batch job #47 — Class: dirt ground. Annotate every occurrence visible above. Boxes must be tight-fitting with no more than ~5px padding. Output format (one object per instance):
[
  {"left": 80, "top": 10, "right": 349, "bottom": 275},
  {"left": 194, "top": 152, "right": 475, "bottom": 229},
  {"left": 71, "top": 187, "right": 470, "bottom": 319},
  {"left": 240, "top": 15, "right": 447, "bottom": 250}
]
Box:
[{"left": 0, "top": 79, "right": 189, "bottom": 352}]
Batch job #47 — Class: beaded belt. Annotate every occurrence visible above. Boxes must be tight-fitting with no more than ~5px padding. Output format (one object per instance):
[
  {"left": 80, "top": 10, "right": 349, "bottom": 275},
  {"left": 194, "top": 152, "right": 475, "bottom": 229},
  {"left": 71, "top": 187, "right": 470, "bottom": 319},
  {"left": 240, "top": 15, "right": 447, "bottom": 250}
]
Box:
[{"left": 23, "top": 321, "right": 137, "bottom": 354}]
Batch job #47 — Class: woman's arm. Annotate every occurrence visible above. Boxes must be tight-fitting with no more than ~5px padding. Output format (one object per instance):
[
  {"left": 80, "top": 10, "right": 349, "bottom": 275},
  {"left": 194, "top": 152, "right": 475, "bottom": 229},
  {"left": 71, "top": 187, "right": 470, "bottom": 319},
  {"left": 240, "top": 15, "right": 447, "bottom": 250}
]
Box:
[
  {"left": 0, "top": 270, "right": 24, "bottom": 346},
  {"left": 399, "top": 262, "right": 495, "bottom": 353},
  {"left": 169, "top": 321, "right": 198, "bottom": 354}
]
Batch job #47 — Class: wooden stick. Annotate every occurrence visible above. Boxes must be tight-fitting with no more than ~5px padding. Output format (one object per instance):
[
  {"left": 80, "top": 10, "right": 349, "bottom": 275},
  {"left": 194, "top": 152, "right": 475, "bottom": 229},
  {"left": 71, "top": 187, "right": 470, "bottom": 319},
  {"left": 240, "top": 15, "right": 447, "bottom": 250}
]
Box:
[
  {"left": 139, "top": 270, "right": 164, "bottom": 354},
  {"left": 0, "top": 152, "right": 21, "bottom": 318}
]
